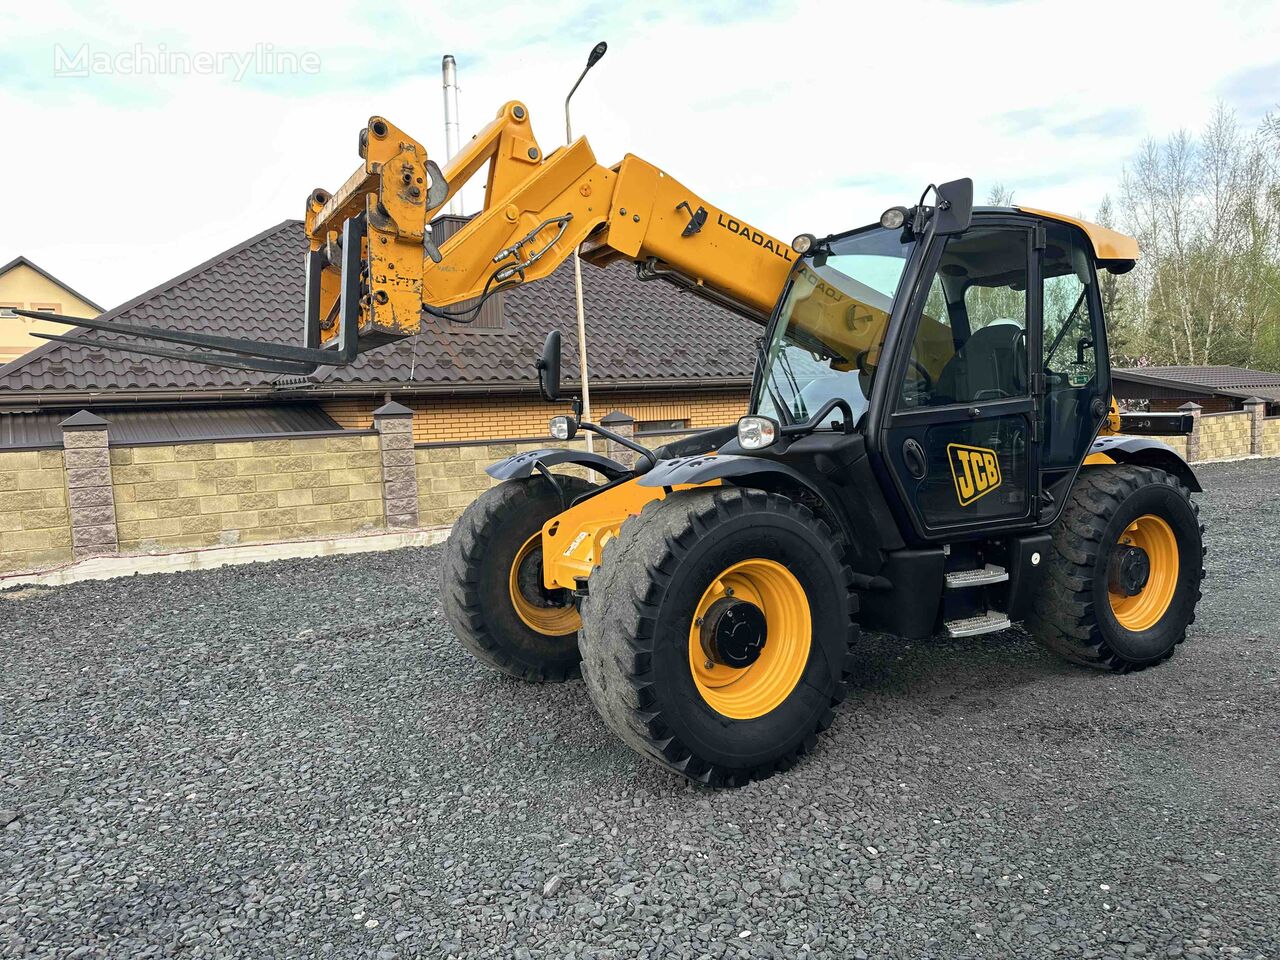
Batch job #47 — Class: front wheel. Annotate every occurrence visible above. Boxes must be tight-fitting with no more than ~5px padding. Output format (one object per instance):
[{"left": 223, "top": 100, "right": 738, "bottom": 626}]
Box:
[
  {"left": 579, "top": 487, "right": 857, "bottom": 787},
  {"left": 442, "top": 475, "right": 593, "bottom": 682},
  {"left": 1030, "top": 464, "right": 1204, "bottom": 672}
]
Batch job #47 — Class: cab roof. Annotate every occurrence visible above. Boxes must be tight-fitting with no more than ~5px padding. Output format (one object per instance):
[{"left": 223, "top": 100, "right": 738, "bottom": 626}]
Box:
[{"left": 997, "top": 206, "right": 1139, "bottom": 264}]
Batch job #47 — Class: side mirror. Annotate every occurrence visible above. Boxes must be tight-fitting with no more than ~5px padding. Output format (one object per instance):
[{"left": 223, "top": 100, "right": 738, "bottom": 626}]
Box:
[
  {"left": 933, "top": 177, "right": 973, "bottom": 235},
  {"left": 537, "top": 330, "right": 562, "bottom": 402}
]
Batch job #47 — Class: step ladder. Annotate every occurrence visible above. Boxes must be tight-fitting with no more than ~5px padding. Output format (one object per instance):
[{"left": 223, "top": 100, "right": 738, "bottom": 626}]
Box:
[
  {"left": 941, "top": 562, "right": 1012, "bottom": 637},
  {"left": 944, "top": 611, "right": 1012, "bottom": 637},
  {"left": 943, "top": 564, "right": 1008, "bottom": 589}
]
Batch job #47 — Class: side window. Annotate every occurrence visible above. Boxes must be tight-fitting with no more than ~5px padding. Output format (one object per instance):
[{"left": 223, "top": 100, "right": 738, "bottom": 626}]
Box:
[
  {"left": 902, "top": 227, "right": 1029, "bottom": 408},
  {"left": 1042, "top": 224, "right": 1099, "bottom": 387},
  {"left": 1040, "top": 223, "right": 1105, "bottom": 470}
]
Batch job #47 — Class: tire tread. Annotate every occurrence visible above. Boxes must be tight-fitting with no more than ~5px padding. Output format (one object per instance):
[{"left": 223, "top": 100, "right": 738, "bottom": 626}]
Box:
[
  {"left": 578, "top": 487, "right": 858, "bottom": 787},
  {"left": 1029, "top": 464, "right": 1205, "bottom": 673}
]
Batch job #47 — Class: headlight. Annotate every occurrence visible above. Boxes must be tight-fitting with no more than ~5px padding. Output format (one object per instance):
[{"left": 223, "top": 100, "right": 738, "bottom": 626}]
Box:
[
  {"left": 791, "top": 233, "right": 815, "bottom": 254},
  {"left": 737, "top": 415, "right": 778, "bottom": 451},
  {"left": 549, "top": 416, "right": 576, "bottom": 441}
]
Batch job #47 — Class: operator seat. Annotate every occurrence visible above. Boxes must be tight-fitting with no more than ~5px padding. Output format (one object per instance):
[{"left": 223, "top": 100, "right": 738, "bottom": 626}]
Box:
[{"left": 936, "top": 321, "right": 1026, "bottom": 403}]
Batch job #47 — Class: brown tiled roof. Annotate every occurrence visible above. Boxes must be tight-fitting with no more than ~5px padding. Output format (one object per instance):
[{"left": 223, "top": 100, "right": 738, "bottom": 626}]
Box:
[
  {"left": 0, "top": 220, "right": 757, "bottom": 403},
  {"left": 1113, "top": 365, "right": 1280, "bottom": 402}
]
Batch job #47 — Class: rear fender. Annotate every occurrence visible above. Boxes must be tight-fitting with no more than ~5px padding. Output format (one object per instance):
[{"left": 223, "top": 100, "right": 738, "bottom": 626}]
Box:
[
  {"left": 485, "top": 447, "right": 630, "bottom": 482},
  {"left": 1085, "top": 436, "right": 1201, "bottom": 493}
]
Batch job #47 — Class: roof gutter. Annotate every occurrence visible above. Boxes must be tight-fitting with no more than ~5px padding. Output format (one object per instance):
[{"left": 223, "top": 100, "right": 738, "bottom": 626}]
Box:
[
  {"left": 0, "top": 376, "right": 754, "bottom": 412},
  {"left": 0, "top": 387, "right": 279, "bottom": 409},
  {"left": 268, "top": 376, "right": 754, "bottom": 398}
]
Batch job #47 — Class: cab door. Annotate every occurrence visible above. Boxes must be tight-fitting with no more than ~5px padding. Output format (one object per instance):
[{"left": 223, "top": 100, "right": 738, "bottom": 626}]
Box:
[{"left": 878, "top": 220, "right": 1041, "bottom": 537}]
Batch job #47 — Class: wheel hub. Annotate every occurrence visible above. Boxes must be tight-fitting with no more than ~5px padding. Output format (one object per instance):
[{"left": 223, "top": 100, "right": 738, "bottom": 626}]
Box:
[
  {"left": 1108, "top": 543, "right": 1150, "bottom": 597},
  {"left": 508, "top": 533, "right": 578, "bottom": 636},
  {"left": 700, "top": 597, "right": 767, "bottom": 669}
]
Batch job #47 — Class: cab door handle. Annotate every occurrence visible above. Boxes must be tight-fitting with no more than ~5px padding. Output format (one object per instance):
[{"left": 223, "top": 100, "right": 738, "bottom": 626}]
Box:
[{"left": 902, "top": 438, "right": 927, "bottom": 479}]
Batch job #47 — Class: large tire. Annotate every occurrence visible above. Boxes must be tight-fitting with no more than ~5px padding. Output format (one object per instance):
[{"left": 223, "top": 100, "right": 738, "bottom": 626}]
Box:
[
  {"left": 1029, "top": 464, "right": 1204, "bottom": 672},
  {"left": 579, "top": 487, "right": 857, "bottom": 787},
  {"left": 442, "top": 475, "right": 594, "bottom": 682}
]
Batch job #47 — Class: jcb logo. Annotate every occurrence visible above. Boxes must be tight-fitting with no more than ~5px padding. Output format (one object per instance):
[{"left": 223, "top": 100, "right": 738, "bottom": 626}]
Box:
[{"left": 948, "top": 443, "right": 1002, "bottom": 506}]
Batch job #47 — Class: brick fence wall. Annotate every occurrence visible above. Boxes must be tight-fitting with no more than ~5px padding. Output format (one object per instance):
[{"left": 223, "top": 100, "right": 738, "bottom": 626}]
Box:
[
  {"left": 110, "top": 433, "right": 385, "bottom": 554},
  {"left": 1264, "top": 416, "right": 1280, "bottom": 457},
  {"left": 0, "top": 448, "right": 73, "bottom": 573},
  {"left": 411, "top": 431, "right": 689, "bottom": 528},
  {"left": 1197, "top": 412, "right": 1253, "bottom": 461},
  {"left": 2, "top": 403, "right": 1278, "bottom": 577}
]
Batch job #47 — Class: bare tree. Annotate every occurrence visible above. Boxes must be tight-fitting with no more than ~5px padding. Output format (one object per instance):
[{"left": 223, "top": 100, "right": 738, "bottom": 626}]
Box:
[
  {"left": 987, "top": 183, "right": 1015, "bottom": 207},
  {"left": 1120, "top": 103, "right": 1280, "bottom": 368}
]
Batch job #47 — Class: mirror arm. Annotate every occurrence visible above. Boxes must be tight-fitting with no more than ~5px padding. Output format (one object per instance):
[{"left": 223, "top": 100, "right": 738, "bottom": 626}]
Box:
[
  {"left": 577, "top": 421, "right": 657, "bottom": 473},
  {"left": 778, "top": 396, "right": 856, "bottom": 436}
]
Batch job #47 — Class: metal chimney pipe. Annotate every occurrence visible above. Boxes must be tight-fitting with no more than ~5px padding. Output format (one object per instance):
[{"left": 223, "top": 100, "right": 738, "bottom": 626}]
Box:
[{"left": 441, "top": 54, "right": 462, "bottom": 215}]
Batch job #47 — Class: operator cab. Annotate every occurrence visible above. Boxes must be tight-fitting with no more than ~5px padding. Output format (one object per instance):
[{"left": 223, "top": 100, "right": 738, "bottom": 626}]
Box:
[{"left": 744, "top": 188, "right": 1135, "bottom": 543}]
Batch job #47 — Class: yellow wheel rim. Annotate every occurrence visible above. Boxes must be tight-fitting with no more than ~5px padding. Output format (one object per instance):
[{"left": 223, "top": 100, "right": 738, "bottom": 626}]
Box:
[
  {"left": 1108, "top": 514, "right": 1179, "bottom": 632},
  {"left": 687, "top": 559, "right": 811, "bottom": 720},
  {"left": 508, "top": 533, "right": 580, "bottom": 636}
]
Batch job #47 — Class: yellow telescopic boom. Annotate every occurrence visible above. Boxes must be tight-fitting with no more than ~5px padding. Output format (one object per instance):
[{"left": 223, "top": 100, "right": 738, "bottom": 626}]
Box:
[{"left": 305, "top": 101, "right": 797, "bottom": 353}]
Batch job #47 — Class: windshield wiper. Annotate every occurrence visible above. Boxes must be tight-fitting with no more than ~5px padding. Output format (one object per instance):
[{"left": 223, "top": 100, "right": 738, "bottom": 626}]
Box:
[
  {"left": 775, "top": 348, "right": 809, "bottom": 421},
  {"left": 1045, "top": 288, "right": 1088, "bottom": 365},
  {"left": 755, "top": 337, "right": 794, "bottom": 426}
]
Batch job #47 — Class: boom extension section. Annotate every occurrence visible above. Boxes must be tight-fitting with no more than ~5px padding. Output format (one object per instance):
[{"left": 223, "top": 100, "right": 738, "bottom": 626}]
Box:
[{"left": 25, "top": 102, "right": 797, "bottom": 374}]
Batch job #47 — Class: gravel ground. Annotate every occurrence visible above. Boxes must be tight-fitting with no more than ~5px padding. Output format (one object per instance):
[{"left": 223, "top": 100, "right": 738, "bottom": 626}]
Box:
[{"left": 1, "top": 458, "right": 1277, "bottom": 959}]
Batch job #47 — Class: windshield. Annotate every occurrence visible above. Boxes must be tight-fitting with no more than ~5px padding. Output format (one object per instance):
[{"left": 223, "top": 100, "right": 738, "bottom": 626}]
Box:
[{"left": 752, "top": 226, "right": 916, "bottom": 426}]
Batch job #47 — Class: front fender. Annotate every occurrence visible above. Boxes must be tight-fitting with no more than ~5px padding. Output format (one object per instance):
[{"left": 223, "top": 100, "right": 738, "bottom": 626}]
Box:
[
  {"left": 638, "top": 453, "right": 822, "bottom": 496},
  {"left": 484, "top": 447, "right": 630, "bottom": 481},
  {"left": 1088, "top": 436, "right": 1201, "bottom": 493}
]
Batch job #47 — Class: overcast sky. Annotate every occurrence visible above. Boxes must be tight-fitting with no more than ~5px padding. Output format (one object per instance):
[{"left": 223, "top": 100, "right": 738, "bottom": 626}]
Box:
[{"left": 2, "top": 0, "right": 1278, "bottom": 310}]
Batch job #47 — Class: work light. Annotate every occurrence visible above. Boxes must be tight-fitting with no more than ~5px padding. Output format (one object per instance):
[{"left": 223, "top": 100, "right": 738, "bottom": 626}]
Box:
[
  {"left": 737, "top": 415, "right": 778, "bottom": 451},
  {"left": 791, "top": 233, "right": 815, "bottom": 254},
  {"left": 879, "top": 206, "right": 909, "bottom": 230},
  {"left": 550, "top": 416, "right": 577, "bottom": 441}
]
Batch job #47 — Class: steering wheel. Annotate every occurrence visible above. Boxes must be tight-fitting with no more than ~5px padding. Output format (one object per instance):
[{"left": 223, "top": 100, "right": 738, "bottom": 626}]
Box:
[{"left": 856, "top": 350, "right": 933, "bottom": 392}]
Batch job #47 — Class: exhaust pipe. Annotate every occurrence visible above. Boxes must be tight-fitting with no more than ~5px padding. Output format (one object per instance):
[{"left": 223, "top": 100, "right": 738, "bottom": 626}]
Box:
[{"left": 442, "top": 54, "right": 462, "bottom": 215}]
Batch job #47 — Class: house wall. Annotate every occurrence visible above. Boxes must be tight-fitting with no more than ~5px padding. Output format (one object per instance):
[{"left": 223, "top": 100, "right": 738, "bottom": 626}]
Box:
[
  {"left": 0, "top": 448, "right": 73, "bottom": 573},
  {"left": 109, "top": 434, "right": 385, "bottom": 553},
  {"left": 0, "top": 263, "right": 100, "bottom": 365},
  {"left": 1146, "top": 396, "right": 1236, "bottom": 415},
  {"left": 322, "top": 390, "right": 751, "bottom": 444}
]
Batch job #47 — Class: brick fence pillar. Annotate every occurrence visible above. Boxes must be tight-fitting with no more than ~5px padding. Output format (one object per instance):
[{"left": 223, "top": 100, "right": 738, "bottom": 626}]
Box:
[
  {"left": 373, "top": 401, "right": 420, "bottom": 529},
  {"left": 1179, "top": 402, "right": 1202, "bottom": 462},
  {"left": 1243, "top": 397, "right": 1265, "bottom": 456},
  {"left": 600, "top": 411, "right": 637, "bottom": 469},
  {"left": 59, "top": 410, "right": 119, "bottom": 559}
]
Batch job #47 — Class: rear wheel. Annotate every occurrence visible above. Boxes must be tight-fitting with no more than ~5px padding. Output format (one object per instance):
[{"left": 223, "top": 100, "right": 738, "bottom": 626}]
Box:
[
  {"left": 1030, "top": 464, "right": 1204, "bottom": 672},
  {"left": 579, "top": 487, "right": 856, "bottom": 787},
  {"left": 442, "top": 475, "right": 593, "bottom": 682}
]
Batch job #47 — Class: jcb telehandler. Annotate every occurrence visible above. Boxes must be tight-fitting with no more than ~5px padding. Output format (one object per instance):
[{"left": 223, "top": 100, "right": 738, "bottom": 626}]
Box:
[{"left": 26, "top": 86, "right": 1204, "bottom": 787}]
